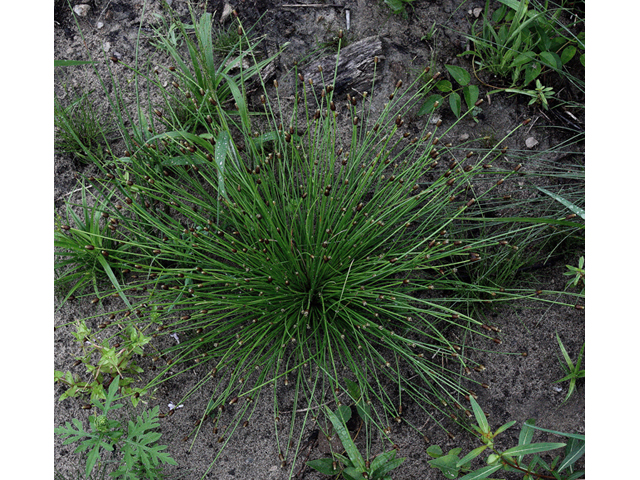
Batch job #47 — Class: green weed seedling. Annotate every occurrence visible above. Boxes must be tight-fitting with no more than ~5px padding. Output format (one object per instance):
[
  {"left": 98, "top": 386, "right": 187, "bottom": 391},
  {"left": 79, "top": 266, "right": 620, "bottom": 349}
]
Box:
[
  {"left": 427, "top": 397, "right": 584, "bottom": 479},
  {"left": 418, "top": 64, "right": 480, "bottom": 119},
  {"left": 55, "top": 319, "right": 150, "bottom": 405},
  {"left": 307, "top": 407, "right": 405, "bottom": 480},
  {"left": 505, "top": 79, "right": 555, "bottom": 109},
  {"left": 554, "top": 333, "right": 584, "bottom": 404},
  {"left": 383, "top": 0, "right": 417, "bottom": 17},
  {"left": 55, "top": 376, "right": 177, "bottom": 479},
  {"left": 563, "top": 256, "right": 584, "bottom": 290}
]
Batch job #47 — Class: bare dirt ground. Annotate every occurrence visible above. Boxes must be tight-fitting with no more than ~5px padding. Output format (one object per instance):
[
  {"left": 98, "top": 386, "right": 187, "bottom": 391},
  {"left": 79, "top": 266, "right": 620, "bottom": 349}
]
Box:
[{"left": 54, "top": 1, "right": 585, "bottom": 478}]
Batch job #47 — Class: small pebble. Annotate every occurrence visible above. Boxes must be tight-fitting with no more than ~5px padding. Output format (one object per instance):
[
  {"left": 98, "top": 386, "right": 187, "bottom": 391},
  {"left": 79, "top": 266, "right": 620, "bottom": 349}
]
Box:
[
  {"left": 96, "top": 21, "right": 104, "bottom": 29},
  {"left": 73, "top": 4, "right": 91, "bottom": 17},
  {"left": 471, "top": 7, "right": 483, "bottom": 18},
  {"left": 525, "top": 137, "right": 539, "bottom": 149},
  {"left": 458, "top": 133, "right": 470, "bottom": 142},
  {"left": 220, "top": 3, "right": 233, "bottom": 23},
  {"left": 103, "top": 42, "right": 111, "bottom": 52}
]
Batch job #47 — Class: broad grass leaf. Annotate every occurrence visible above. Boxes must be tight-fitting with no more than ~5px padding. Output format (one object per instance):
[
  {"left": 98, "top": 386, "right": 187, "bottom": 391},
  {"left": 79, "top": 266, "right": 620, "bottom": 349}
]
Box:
[{"left": 445, "top": 64, "right": 471, "bottom": 86}]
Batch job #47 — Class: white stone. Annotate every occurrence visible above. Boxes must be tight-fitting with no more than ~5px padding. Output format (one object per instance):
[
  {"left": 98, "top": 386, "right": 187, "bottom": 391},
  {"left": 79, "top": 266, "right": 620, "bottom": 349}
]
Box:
[
  {"left": 473, "top": 7, "right": 483, "bottom": 18},
  {"left": 525, "top": 137, "right": 539, "bottom": 149},
  {"left": 73, "top": 4, "right": 91, "bottom": 17},
  {"left": 221, "top": 3, "right": 233, "bottom": 23},
  {"left": 96, "top": 21, "right": 104, "bottom": 29},
  {"left": 103, "top": 42, "right": 111, "bottom": 53}
]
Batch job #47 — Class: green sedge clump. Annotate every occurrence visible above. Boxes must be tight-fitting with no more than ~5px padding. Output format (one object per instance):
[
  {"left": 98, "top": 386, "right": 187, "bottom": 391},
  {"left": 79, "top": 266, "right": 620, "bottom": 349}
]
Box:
[{"left": 55, "top": 11, "right": 583, "bottom": 475}]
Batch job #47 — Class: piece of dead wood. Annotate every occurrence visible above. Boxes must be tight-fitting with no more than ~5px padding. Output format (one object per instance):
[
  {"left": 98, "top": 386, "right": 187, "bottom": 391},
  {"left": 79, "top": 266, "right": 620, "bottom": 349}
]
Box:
[{"left": 304, "top": 36, "right": 384, "bottom": 96}]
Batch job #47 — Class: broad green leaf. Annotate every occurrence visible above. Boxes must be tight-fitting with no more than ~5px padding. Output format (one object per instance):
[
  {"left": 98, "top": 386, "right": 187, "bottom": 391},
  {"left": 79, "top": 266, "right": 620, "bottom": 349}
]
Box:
[
  {"left": 524, "top": 62, "right": 541, "bottom": 85},
  {"left": 307, "top": 458, "right": 338, "bottom": 475},
  {"left": 428, "top": 454, "right": 460, "bottom": 479},
  {"left": 327, "top": 408, "right": 365, "bottom": 471},
  {"left": 418, "top": 94, "right": 444, "bottom": 116},
  {"left": 561, "top": 45, "right": 577, "bottom": 64},
  {"left": 370, "top": 449, "right": 396, "bottom": 472},
  {"left": 449, "top": 92, "right": 462, "bottom": 118},
  {"left": 579, "top": 53, "right": 585, "bottom": 67},
  {"left": 335, "top": 404, "right": 352, "bottom": 424},
  {"left": 512, "top": 52, "right": 537, "bottom": 67},
  {"left": 345, "top": 379, "right": 361, "bottom": 401},
  {"left": 503, "top": 442, "right": 566, "bottom": 456},
  {"left": 518, "top": 419, "right": 536, "bottom": 462},
  {"left": 494, "top": 420, "right": 516, "bottom": 436},
  {"left": 445, "top": 64, "right": 471, "bottom": 86},
  {"left": 539, "top": 51, "right": 561, "bottom": 70},
  {"left": 370, "top": 457, "right": 405, "bottom": 479},
  {"left": 436, "top": 80, "right": 453, "bottom": 92},
  {"left": 469, "top": 397, "right": 490, "bottom": 435},
  {"left": 456, "top": 445, "right": 488, "bottom": 467},
  {"left": 344, "top": 466, "right": 367, "bottom": 480},
  {"left": 463, "top": 85, "right": 479, "bottom": 110},
  {"left": 459, "top": 464, "right": 503, "bottom": 480},
  {"left": 427, "top": 445, "right": 444, "bottom": 458}
]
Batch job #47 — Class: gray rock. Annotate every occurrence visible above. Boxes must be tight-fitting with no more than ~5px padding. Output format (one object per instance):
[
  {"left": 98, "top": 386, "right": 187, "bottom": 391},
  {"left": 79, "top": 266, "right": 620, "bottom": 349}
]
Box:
[
  {"left": 73, "top": 4, "right": 90, "bottom": 17},
  {"left": 525, "top": 137, "right": 539, "bottom": 149}
]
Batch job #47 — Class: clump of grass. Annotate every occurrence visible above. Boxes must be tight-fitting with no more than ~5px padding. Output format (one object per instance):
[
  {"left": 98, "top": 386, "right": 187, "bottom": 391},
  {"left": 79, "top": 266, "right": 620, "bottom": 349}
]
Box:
[
  {"left": 55, "top": 90, "right": 112, "bottom": 163},
  {"left": 55, "top": 6, "right": 584, "bottom": 476}
]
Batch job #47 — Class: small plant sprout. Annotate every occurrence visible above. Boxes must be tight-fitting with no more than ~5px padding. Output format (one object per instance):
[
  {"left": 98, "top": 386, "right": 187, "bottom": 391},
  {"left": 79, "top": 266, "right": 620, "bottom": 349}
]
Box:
[
  {"left": 563, "top": 256, "right": 585, "bottom": 290},
  {"left": 505, "top": 80, "right": 555, "bottom": 110},
  {"left": 554, "top": 333, "right": 585, "bottom": 404}
]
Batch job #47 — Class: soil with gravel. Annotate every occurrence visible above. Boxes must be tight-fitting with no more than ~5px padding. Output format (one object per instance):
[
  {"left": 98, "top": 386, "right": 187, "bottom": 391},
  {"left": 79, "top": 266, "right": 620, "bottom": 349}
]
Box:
[{"left": 54, "top": 1, "right": 585, "bottom": 479}]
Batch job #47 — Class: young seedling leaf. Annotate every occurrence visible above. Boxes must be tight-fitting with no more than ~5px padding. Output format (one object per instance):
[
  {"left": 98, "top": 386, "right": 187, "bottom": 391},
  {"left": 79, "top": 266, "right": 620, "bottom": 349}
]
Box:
[
  {"left": 456, "top": 445, "right": 488, "bottom": 468},
  {"left": 469, "top": 396, "right": 490, "bottom": 435},
  {"left": 494, "top": 420, "right": 516, "bottom": 436}
]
